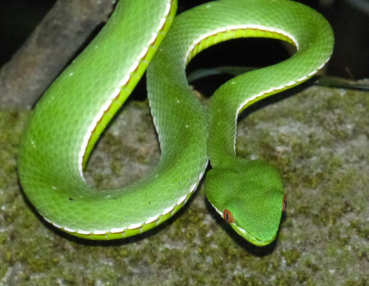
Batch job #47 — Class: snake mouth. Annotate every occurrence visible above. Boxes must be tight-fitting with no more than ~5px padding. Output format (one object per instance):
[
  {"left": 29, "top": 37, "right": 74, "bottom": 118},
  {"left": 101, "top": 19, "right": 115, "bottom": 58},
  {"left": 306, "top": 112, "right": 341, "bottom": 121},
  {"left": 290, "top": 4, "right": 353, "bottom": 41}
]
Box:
[
  {"left": 231, "top": 223, "right": 277, "bottom": 247},
  {"left": 210, "top": 203, "right": 277, "bottom": 246}
]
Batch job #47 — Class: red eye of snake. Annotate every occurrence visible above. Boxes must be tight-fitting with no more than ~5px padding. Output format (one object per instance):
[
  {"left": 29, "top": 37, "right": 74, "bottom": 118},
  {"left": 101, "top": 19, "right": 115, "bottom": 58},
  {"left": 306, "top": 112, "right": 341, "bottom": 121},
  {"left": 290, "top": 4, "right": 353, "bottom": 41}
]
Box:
[
  {"left": 282, "top": 196, "right": 287, "bottom": 212},
  {"left": 223, "top": 209, "right": 235, "bottom": 223}
]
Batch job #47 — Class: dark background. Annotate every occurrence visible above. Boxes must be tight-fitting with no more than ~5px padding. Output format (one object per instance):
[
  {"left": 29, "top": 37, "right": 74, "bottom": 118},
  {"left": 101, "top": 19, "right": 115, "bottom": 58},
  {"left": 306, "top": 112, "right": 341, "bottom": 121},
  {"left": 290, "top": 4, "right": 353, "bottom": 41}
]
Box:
[{"left": 0, "top": 0, "right": 368, "bottom": 98}]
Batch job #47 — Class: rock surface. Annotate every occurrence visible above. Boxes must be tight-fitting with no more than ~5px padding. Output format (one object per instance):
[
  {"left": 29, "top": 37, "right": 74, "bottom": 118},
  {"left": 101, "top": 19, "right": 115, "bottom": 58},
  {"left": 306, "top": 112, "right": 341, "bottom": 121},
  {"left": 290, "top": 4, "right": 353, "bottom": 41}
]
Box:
[{"left": 1, "top": 85, "right": 368, "bottom": 285}]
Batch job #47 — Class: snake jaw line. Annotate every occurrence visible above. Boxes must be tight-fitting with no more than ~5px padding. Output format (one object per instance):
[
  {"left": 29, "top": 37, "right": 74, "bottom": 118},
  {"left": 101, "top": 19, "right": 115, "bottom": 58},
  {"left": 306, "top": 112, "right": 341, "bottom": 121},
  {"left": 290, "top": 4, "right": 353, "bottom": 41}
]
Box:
[
  {"left": 211, "top": 203, "right": 278, "bottom": 246},
  {"left": 232, "top": 225, "right": 277, "bottom": 247},
  {"left": 210, "top": 203, "right": 275, "bottom": 246}
]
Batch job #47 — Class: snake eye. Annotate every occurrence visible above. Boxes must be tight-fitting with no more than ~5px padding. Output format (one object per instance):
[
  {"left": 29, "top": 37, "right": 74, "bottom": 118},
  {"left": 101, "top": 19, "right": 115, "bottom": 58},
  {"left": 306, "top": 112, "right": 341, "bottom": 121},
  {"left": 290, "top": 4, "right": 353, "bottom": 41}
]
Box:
[
  {"left": 223, "top": 209, "right": 235, "bottom": 223},
  {"left": 282, "top": 196, "right": 287, "bottom": 212}
]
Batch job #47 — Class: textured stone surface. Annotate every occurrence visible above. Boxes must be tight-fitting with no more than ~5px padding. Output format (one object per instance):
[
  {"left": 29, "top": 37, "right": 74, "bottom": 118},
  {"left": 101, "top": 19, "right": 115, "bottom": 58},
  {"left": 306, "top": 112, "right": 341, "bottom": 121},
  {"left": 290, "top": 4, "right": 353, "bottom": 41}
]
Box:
[{"left": 1, "top": 85, "right": 368, "bottom": 285}]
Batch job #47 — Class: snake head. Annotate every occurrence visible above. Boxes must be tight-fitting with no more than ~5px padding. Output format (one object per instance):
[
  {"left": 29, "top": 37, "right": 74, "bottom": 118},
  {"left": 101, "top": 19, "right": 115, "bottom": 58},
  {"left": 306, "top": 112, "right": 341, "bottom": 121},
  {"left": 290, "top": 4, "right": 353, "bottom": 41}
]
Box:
[{"left": 205, "top": 159, "right": 285, "bottom": 246}]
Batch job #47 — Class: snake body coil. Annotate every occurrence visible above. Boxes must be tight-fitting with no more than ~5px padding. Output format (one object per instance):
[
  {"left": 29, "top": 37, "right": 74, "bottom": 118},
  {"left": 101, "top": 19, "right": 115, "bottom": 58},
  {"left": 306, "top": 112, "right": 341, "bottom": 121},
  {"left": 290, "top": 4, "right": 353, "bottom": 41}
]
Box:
[{"left": 18, "top": 0, "right": 333, "bottom": 246}]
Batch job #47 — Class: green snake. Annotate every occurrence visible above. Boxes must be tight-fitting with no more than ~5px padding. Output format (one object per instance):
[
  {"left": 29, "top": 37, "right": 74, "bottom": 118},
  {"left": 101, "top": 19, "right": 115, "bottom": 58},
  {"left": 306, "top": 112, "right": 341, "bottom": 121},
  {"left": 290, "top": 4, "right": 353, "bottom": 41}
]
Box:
[{"left": 18, "top": 0, "right": 334, "bottom": 246}]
